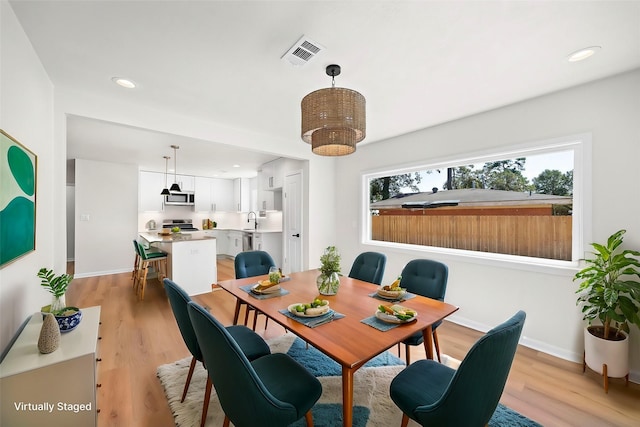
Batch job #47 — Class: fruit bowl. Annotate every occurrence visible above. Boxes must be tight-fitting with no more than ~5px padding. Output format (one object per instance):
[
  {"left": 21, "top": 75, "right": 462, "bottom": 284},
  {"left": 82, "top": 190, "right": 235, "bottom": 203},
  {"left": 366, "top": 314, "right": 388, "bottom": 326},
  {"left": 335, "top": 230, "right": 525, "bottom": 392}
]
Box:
[{"left": 54, "top": 307, "right": 83, "bottom": 333}]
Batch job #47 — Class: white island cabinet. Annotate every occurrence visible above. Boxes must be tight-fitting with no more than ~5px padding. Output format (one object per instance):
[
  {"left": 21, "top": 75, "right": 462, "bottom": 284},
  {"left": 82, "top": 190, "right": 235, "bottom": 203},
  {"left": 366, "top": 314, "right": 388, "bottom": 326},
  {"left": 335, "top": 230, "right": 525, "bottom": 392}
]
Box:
[
  {"left": 140, "top": 232, "right": 217, "bottom": 295},
  {"left": 0, "top": 306, "right": 101, "bottom": 427}
]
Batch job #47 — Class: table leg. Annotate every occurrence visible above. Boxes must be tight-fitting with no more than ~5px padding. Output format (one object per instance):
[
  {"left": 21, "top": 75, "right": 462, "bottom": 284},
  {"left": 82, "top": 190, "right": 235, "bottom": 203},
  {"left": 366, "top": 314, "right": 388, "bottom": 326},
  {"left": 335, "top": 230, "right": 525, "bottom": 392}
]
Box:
[
  {"left": 422, "top": 325, "right": 434, "bottom": 360},
  {"left": 342, "top": 366, "right": 355, "bottom": 427}
]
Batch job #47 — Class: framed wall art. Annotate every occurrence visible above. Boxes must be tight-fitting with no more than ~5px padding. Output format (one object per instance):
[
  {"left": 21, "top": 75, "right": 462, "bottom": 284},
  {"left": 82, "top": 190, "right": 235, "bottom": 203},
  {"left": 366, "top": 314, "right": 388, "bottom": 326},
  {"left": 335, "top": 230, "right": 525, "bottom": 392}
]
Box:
[{"left": 1, "top": 129, "right": 37, "bottom": 268}]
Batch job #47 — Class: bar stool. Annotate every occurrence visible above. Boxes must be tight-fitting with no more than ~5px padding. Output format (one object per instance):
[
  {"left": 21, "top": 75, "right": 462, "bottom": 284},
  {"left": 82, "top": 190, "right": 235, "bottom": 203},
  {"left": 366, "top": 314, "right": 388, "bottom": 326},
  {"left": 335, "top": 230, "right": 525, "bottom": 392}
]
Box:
[
  {"left": 132, "top": 239, "right": 141, "bottom": 288},
  {"left": 135, "top": 240, "right": 168, "bottom": 300}
]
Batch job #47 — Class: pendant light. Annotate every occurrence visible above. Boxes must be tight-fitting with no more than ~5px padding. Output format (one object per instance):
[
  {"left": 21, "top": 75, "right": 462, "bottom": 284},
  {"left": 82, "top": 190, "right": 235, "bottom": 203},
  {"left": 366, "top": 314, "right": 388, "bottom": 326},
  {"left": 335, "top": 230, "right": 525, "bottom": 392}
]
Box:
[
  {"left": 301, "top": 64, "right": 366, "bottom": 156},
  {"left": 160, "top": 156, "right": 171, "bottom": 195},
  {"left": 169, "top": 145, "right": 181, "bottom": 192}
]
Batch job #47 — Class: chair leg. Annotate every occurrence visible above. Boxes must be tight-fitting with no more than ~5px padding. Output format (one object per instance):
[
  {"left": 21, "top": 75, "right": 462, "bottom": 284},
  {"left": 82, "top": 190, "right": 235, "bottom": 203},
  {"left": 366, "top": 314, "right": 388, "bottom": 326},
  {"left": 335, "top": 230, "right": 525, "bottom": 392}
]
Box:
[
  {"left": 181, "top": 357, "right": 197, "bottom": 402},
  {"left": 222, "top": 415, "right": 230, "bottom": 427},
  {"left": 401, "top": 413, "right": 410, "bottom": 427},
  {"left": 305, "top": 410, "right": 314, "bottom": 427},
  {"left": 405, "top": 344, "right": 411, "bottom": 365},
  {"left": 201, "top": 376, "right": 213, "bottom": 427},
  {"left": 252, "top": 308, "right": 259, "bottom": 331},
  {"left": 244, "top": 305, "right": 252, "bottom": 326},
  {"left": 139, "top": 262, "right": 149, "bottom": 300},
  {"left": 433, "top": 330, "right": 442, "bottom": 363}
]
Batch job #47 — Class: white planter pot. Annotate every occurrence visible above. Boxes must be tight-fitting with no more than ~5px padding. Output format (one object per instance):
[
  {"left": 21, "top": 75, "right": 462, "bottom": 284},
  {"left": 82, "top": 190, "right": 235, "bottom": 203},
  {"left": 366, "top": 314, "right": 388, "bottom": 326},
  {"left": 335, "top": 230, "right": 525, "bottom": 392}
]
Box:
[{"left": 584, "top": 326, "right": 629, "bottom": 378}]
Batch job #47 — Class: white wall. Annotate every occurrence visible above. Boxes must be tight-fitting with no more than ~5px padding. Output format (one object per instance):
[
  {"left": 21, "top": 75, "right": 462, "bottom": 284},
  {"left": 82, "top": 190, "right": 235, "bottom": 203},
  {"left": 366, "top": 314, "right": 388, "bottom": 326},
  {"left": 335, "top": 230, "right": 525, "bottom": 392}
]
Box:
[
  {"left": 335, "top": 69, "right": 640, "bottom": 380},
  {"left": 74, "top": 159, "right": 138, "bottom": 277},
  {"left": 0, "top": 0, "right": 55, "bottom": 352},
  {"left": 66, "top": 185, "right": 75, "bottom": 260}
]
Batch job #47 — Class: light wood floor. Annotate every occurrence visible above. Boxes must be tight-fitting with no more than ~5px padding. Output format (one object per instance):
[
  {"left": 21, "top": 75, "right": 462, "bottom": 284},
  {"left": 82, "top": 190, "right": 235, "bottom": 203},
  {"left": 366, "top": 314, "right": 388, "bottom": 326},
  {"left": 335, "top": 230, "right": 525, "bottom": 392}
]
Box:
[{"left": 65, "top": 259, "right": 640, "bottom": 427}]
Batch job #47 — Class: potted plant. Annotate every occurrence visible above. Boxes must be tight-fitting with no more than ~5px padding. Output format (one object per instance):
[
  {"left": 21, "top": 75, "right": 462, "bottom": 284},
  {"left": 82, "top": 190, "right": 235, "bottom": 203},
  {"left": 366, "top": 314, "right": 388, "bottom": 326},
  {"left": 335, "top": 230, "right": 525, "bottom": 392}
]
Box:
[
  {"left": 317, "top": 246, "right": 341, "bottom": 295},
  {"left": 574, "top": 229, "right": 640, "bottom": 391},
  {"left": 38, "top": 267, "right": 83, "bottom": 333}
]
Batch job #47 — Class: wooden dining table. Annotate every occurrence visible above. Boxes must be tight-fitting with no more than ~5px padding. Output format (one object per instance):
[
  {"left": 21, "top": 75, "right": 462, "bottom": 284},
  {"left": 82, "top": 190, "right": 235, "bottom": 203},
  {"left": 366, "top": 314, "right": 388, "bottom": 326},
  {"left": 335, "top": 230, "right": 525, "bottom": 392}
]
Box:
[{"left": 217, "top": 269, "right": 459, "bottom": 427}]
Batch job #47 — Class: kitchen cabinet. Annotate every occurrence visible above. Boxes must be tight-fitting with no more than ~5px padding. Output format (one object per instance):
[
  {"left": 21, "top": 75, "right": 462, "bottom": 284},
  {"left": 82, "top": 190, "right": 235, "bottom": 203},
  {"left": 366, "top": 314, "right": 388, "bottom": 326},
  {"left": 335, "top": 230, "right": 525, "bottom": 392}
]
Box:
[
  {"left": 139, "top": 171, "right": 165, "bottom": 212},
  {"left": 194, "top": 176, "right": 213, "bottom": 212},
  {"left": 210, "top": 178, "right": 234, "bottom": 212},
  {"left": 209, "top": 230, "right": 228, "bottom": 255},
  {"left": 227, "top": 231, "right": 243, "bottom": 257},
  {"left": 233, "top": 178, "right": 251, "bottom": 212},
  {"left": 260, "top": 158, "right": 285, "bottom": 191},
  {"left": 172, "top": 174, "right": 195, "bottom": 192},
  {"left": 1, "top": 306, "right": 101, "bottom": 427},
  {"left": 253, "top": 232, "right": 283, "bottom": 267}
]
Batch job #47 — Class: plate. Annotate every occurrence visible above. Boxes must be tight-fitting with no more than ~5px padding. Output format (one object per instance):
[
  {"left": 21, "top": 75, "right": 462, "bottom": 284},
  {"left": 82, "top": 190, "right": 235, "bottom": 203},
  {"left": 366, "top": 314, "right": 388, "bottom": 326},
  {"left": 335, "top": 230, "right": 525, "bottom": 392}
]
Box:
[
  {"left": 376, "top": 288, "right": 407, "bottom": 300},
  {"left": 251, "top": 283, "right": 281, "bottom": 294},
  {"left": 288, "top": 303, "right": 331, "bottom": 318},
  {"left": 375, "top": 305, "right": 417, "bottom": 324}
]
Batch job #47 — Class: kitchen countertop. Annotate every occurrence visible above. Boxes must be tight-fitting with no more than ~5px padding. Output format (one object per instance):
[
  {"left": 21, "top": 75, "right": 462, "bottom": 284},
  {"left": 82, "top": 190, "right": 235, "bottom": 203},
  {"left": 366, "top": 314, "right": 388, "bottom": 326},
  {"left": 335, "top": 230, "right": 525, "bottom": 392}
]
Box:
[
  {"left": 201, "top": 228, "right": 283, "bottom": 234},
  {"left": 139, "top": 231, "right": 217, "bottom": 243}
]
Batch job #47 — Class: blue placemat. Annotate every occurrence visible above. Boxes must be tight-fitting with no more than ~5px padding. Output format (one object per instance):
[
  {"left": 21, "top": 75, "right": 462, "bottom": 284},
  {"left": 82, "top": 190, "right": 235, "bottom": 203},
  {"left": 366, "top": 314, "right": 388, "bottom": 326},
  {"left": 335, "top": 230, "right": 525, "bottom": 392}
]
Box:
[
  {"left": 368, "top": 291, "right": 416, "bottom": 302},
  {"left": 240, "top": 284, "right": 290, "bottom": 300},
  {"left": 279, "top": 308, "right": 345, "bottom": 328},
  {"left": 360, "top": 315, "right": 402, "bottom": 331}
]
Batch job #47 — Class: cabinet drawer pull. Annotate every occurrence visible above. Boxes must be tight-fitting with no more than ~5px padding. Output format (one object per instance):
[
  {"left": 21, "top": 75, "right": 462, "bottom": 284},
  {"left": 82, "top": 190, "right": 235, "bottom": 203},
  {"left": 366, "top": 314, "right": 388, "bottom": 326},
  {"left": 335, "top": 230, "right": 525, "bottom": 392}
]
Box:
[
  {"left": 96, "top": 358, "right": 102, "bottom": 362},
  {"left": 96, "top": 383, "right": 102, "bottom": 388}
]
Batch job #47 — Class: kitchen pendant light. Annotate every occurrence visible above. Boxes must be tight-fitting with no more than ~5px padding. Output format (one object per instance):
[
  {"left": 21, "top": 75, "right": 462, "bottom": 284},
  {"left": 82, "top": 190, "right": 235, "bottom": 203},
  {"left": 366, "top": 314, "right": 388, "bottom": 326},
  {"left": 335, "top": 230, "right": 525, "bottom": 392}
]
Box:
[
  {"left": 169, "top": 145, "right": 181, "bottom": 192},
  {"left": 301, "top": 64, "right": 365, "bottom": 156},
  {"left": 160, "top": 155, "right": 171, "bottom": 195}
]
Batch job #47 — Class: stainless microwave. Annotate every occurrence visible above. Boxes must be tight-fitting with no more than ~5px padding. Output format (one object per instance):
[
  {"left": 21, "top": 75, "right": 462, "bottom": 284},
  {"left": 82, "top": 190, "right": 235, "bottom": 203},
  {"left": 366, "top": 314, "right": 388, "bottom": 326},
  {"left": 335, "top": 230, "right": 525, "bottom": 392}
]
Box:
[{"left": 164, "top": 191, "right": 195, "bottom": 206}]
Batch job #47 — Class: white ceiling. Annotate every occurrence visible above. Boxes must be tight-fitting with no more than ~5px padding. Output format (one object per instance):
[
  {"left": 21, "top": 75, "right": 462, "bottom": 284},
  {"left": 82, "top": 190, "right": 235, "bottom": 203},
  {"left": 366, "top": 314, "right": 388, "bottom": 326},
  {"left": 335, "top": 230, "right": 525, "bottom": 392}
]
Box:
[{"left": 9, "top": 0, "right": 640, "bottom": 178}]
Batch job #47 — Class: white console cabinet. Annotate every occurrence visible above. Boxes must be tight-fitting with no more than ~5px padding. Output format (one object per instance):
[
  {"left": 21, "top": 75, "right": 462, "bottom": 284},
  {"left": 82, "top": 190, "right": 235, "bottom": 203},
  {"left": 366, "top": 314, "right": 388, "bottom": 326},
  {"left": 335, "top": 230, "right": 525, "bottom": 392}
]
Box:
[{"left": 0, "top": 306, "right": 101, "bottom": 427}]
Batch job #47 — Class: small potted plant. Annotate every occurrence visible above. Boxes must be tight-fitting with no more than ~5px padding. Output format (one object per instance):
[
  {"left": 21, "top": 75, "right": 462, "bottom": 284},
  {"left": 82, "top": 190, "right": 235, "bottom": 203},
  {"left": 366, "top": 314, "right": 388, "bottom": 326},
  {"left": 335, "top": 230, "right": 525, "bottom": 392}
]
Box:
[
  {"left": 317, "top": 246, "right": 341, "bottom": 295},
  {"left": 574, "top": 229, "right": 640, "bottom": 391},
  {"left": 38, "top": 267, "right": 82, "bottom": 333}
]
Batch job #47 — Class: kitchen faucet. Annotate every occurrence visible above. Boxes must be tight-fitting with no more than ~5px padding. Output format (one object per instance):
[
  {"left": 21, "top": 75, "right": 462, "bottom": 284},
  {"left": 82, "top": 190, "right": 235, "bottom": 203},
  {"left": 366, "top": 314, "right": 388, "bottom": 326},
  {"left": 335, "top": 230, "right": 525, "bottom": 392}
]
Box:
[{"left": 247, "top": 211, "right": 258, "bottom": 230}]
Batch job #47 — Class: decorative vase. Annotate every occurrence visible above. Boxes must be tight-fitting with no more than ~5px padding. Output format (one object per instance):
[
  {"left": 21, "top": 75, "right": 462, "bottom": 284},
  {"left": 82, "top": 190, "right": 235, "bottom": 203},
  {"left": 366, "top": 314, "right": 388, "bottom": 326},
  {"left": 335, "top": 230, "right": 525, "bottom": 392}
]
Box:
[
  {"left": 38, "top": 313, "right": 61, "bottom": 354},
  {"left": 51, "top": 295, "right": 66, "bottom": 313},
  {"left": 317, "top": 272, "right": 340, "bottom": 295}
]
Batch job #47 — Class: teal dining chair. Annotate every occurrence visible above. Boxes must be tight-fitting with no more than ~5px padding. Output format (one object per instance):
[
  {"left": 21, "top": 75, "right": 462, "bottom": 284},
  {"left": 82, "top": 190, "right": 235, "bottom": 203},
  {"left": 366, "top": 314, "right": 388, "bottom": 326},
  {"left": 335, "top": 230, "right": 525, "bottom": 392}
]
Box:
[
  {"left": 390, "top": 310, "right": 526, "bottom": 427},
  {"left": 187, "top": 301, "right": 322, "bottom": 427},
  {"left": 163, "top": 279, "right": 271, "bottom": 427},
  {"left": 348, "top": 251, "right": 387, "bottom": 285},
  {"left": 399, "top": 258, "right": 448, "bottom": 364},
  {"left": 233, "top": 250, "right": 276, "bottom": 330}
]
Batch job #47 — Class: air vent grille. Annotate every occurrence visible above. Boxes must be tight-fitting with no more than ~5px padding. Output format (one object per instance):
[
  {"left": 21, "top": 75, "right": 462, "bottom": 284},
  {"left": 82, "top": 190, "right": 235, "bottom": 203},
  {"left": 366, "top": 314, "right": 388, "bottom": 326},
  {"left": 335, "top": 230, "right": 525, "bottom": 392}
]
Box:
[{"left": 282, "top": 35, "right": 324, "bottom": 66}]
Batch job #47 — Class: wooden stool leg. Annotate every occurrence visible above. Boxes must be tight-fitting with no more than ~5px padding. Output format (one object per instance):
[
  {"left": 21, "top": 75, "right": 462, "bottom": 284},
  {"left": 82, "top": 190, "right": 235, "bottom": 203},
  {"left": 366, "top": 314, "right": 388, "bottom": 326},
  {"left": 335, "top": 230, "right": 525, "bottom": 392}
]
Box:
[
  {"left": 222, "top": 415, "right": 230, "bottom": 427},
  {"left": 603, "top": 363, "right": 609, "bottom": 393},
  {"left": 401, "top": 413, "right": 410, "bottom": 427},
  {"left": 139, "top": 261, "right": 149, "bottom": 300}
]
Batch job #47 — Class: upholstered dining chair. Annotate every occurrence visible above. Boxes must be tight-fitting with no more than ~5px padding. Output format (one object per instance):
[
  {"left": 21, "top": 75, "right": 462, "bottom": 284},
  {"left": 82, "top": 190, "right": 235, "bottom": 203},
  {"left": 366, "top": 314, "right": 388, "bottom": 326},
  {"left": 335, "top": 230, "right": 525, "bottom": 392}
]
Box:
[
  {"left": 390, "top": 311, "right": 526, "bottom": 427},
  {"left": 163, "top": 279, "right": 271, "bottom": 427},
  {"left": 399, "top": 258, "right": 448, "bottom": 364},
  {"left": 348, "top": 251, "right": 387, "bottom": 285},
  {"left": 187, "top": 301, "right": 323, "bottom": 427},
  {"left": 233, "top": 250, "right": 276, "bottom": 330}
]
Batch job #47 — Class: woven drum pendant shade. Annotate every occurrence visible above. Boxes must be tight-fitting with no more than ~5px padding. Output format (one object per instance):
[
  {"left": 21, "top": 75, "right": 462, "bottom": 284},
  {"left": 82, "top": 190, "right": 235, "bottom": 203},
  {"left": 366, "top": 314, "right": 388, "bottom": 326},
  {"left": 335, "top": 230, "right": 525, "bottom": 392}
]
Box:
[{"left": 301, "top": 65, "right": 365, "bottom": 156}]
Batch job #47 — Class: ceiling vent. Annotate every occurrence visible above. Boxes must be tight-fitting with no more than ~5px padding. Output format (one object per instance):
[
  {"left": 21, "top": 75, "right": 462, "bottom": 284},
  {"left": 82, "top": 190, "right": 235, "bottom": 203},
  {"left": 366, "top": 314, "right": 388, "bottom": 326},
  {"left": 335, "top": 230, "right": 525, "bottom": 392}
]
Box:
[{"left": 281, "top": 35, "right": 324, "bottom": 67}]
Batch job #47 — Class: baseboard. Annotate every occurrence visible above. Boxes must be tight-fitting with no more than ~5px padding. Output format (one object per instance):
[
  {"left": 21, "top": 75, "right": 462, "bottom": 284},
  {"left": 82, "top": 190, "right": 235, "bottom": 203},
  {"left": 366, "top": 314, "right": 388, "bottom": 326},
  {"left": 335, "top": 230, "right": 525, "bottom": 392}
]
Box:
[
  {"left": 446, "top": 313, "right": 639, "bottom": 385},
  {"left": 73, "top": 268, "right": 132, "bottom": 278}
]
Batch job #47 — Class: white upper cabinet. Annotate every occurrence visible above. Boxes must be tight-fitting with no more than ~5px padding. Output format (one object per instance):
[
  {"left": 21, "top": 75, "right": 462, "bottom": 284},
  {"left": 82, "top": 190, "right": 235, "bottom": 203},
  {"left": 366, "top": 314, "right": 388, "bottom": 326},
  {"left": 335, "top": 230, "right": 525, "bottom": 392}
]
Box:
[
  {"left": 261, "top": 158, "right": 285, "bottom": 190},
  {"left": 211, "top": 178, "right": 234, "bottom": 212},
  {"left": 139, "top": 171, "right": 165, "bottom": 212},
  {"left": 194, "top": 176, "right": 213, "bottom": 212},
  {"left": 172, "top": 174, "right": 195, "bottom": 192},
  {"left": 233, "top": 177, "right": 251, "bottom": 212}
]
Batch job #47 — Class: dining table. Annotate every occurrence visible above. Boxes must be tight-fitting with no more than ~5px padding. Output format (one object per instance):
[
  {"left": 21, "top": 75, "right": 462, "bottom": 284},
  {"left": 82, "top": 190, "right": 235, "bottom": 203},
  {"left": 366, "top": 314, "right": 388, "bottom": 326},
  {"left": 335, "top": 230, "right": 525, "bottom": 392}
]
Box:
[{"left": 217, "top": 269, "right": 459, "bottom": 427}]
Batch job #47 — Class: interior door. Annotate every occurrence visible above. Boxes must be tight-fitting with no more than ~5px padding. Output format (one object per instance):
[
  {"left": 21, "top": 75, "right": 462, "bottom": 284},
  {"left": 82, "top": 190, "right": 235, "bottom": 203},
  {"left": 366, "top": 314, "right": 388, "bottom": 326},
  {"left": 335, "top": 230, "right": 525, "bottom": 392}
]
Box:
[{"left": 283, "top": 171, "right": 302, "bottom": 274}]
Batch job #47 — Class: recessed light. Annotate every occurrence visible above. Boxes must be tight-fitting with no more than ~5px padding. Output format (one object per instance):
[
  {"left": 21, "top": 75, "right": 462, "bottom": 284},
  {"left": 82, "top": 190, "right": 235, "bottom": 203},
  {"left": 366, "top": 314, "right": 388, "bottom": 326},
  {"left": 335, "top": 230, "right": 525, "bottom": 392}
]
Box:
[
  {"left": 567, "top": 46, "right": 601, "bottom": 62},
  {"left": 111, "top": 77, "right": 136, "bottom": 88},
  {"left": 232, "top": 164, "right": 240, "bottom": 168}
]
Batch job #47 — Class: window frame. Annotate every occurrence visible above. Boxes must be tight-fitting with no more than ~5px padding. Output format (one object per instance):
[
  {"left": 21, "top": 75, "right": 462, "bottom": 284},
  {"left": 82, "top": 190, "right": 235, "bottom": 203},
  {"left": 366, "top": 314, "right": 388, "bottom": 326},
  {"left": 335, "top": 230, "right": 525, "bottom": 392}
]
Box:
[{"left": 361, "top": 133, "right": 592, "bottom": 275}]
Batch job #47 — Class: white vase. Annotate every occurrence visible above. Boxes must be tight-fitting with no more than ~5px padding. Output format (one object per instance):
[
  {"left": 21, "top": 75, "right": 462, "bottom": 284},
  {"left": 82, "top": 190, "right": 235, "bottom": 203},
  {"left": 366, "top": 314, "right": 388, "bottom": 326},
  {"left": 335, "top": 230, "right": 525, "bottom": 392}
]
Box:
[
  {"left": 51, "top": 295, "right": 66, "bottom": 313},
  {"left": 584, "top": 326, "right": 629, "bottom": 378}
]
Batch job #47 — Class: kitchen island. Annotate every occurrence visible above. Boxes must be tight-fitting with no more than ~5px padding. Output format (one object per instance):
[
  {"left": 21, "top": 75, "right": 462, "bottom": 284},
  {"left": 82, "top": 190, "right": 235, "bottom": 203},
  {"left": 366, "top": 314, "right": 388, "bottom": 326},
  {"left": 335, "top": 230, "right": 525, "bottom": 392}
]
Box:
[{"left": 139, "top": 231, "right": 217, "bottom": 296}]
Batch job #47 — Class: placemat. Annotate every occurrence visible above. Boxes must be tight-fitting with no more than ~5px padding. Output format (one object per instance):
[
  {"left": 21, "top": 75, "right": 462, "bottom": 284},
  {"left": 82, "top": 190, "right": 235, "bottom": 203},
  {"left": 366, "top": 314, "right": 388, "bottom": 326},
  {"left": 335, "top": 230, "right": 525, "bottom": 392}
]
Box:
[
  {"left": 240, "top": 284, "right": 290, "bottom": 300},
  {"left": 278, "top": 309, "right": 345, "bottom": 328},
  {"left": 368, "top": 291, "right": 417, "bottom": 302},
  {"left": 360, "top": 315, "right": 402, "bottom": 331}
]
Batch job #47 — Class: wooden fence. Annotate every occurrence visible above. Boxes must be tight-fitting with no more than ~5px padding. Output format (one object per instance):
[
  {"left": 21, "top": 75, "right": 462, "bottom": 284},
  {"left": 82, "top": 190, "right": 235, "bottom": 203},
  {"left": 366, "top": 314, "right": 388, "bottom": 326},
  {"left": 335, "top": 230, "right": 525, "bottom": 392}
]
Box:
[{"left": 371, "top": 215, "right": 572, "bottom": 260}]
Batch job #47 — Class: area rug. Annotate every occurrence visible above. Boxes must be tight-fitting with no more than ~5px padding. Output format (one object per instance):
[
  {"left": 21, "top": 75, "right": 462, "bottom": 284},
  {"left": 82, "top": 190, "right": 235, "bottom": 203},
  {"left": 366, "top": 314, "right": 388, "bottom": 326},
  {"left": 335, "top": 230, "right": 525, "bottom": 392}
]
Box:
[{"left": 157, "top": 334, "right": 541, "bottom": 427}]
